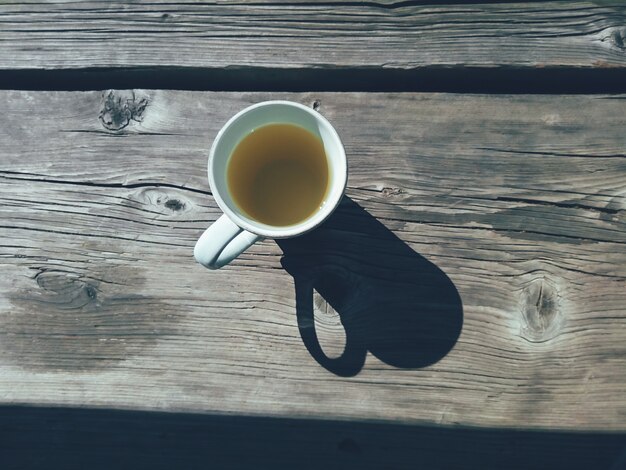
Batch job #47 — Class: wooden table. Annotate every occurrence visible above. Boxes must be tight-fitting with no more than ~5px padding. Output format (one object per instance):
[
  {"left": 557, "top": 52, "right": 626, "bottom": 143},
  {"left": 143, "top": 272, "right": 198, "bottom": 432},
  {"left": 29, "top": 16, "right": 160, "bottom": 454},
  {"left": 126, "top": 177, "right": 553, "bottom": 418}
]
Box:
[{"left": 1, "top": 2, "right": 626, "bottom": 469}]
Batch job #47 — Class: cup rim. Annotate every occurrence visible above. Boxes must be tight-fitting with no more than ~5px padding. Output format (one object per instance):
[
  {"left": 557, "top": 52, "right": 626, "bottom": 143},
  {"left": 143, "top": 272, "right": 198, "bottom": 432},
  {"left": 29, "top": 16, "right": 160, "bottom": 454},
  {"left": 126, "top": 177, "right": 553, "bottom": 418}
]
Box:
[{"left": 208, "top": 100, "right": 348, "bottom": 239}]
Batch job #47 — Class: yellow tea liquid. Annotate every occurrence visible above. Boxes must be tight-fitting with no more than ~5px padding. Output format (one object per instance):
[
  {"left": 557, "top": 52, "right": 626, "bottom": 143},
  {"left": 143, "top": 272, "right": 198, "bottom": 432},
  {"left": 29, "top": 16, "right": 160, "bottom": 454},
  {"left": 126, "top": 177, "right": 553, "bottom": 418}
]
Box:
[{"left": 227, "top": 123, "right": 329, "bottom": 226}]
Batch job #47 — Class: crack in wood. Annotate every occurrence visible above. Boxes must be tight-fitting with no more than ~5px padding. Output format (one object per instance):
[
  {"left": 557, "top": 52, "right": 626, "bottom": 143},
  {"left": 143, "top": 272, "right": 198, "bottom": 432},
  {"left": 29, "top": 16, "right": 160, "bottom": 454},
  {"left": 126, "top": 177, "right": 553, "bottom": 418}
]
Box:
[
  {"left": 3, "top": 66, "right": 626, "bottom": 93},
  {"left": 478, "top": 147, "right": 626, "bottom": 160},
  {"left": 0, "top": 171, "right": 211, "bottom": 196},
  {"left": 423, "top": 221, "right": 626, "bottom": 246},
  {"left": 0, "top": 224, "right": 188, "bottom": 248},
  {"left": 495, "top": 196, "right": 620, "bottom": 215}
]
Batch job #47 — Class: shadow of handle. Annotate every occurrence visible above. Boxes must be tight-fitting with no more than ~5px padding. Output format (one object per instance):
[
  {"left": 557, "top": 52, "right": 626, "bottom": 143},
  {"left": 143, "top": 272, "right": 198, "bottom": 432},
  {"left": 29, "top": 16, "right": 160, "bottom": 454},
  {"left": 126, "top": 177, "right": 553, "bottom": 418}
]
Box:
[{"left": 293, "top": 276, "right": 366, "bottom": 377}]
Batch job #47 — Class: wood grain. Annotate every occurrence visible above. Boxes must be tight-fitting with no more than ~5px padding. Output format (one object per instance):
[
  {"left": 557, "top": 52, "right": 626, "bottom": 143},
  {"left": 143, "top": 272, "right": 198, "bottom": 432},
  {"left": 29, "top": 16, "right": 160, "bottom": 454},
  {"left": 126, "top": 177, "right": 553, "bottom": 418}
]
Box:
[
  {"left": 0, "top": 91, "right": 625, "bottom": 439},
  {"left": 0, "top": 1, "right": 625, "bottom": 71}
]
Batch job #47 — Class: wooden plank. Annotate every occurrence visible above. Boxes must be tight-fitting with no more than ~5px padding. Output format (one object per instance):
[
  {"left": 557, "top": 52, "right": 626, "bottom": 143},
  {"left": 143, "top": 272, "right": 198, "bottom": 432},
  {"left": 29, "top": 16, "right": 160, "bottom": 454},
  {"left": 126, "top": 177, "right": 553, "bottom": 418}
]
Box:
[
  {"left": 0, "top": 1, "right": 625, "bottom": 71},
  {"left": 0, "top": 90, "right": 625, "bottom": 436}
]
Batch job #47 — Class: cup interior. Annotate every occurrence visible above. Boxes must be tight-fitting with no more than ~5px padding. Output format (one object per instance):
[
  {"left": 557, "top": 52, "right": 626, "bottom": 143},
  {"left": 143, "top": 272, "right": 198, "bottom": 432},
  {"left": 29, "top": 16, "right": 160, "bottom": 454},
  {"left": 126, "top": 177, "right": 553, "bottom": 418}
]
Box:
[{"left": 209, "top": 101, "right": 347, "bottom": 238}]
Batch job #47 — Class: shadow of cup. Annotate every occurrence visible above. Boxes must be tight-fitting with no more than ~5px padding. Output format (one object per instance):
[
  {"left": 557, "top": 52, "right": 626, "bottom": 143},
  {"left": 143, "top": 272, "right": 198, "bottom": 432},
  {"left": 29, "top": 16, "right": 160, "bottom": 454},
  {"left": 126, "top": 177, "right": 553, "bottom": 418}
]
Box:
[{"left": 278, "top": 197, "right": 463, "bottom": 377}]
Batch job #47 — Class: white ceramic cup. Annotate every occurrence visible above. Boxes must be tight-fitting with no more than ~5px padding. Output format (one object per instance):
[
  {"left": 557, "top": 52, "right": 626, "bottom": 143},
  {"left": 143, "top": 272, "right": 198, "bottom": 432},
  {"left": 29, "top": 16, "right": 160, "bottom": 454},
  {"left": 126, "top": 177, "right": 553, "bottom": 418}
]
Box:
[{"left": 194, "top": 101, "right": 348, "bottom": 269}]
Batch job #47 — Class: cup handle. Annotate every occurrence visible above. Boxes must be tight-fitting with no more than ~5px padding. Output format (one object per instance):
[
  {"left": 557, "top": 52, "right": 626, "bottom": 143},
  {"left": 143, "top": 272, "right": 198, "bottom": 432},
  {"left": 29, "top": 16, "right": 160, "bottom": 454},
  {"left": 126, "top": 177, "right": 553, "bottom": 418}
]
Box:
[{"left": 194, "top": 214, "right": 261, "bottom": 269}]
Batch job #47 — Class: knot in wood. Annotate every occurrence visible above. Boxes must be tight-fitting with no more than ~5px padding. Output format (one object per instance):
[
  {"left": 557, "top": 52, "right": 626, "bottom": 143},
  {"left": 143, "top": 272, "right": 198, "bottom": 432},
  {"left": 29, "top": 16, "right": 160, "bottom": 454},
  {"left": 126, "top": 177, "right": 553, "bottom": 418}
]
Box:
[
  {"left": 520, "top": 277, "right": 562, "bottom": 343},
  {"left": 135, "top": 189, "right": 191, "bottom": 215},
  {"left": 164, "top": 198, "right": 185, "bottom": 211},
  {"left": 382, "top": 187, "right": 402, "bottom": 198},
  {"left": 34, "top": 268, "right": 98, "bottom": 310},
  {"left": 612, "top": 28, "right": 626, "bottom": 50},
  {"left": 99, "top": 90, "right": 148, "bottom": 131}
]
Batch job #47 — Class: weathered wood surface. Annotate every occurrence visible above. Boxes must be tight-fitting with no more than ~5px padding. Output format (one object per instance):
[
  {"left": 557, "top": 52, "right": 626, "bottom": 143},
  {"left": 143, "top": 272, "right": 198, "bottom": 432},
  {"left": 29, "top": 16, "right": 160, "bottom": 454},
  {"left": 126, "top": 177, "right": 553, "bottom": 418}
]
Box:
[
  {"left": 1, "top": 1, "right": 626, "bottom": 71},
  {"left": 1, "top": 90, "right": 625, "bottom": 441}
]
